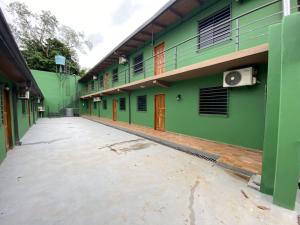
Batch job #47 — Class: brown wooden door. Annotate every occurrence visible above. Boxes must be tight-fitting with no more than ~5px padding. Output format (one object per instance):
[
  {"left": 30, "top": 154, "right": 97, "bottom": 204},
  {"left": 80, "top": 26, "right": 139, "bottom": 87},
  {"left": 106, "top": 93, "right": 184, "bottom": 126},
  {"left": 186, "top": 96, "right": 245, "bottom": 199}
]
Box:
[
  {"left": 3, "top": 89, "right": 13, "bottom": 150},
  {"left": 27, "top": 100, "right": 31, "bottom": 126},
  {"left": 112, "top": 99, "right": 117, "bottom": 121},
  {"left": 104, "top": 73, "right": 109, "bottom": 90},
  {"left": 155, "top": 94, "right": 165, "bottom": 131},
  {"left": 154, "top": 43, "right": 165, "bottom": 76}
]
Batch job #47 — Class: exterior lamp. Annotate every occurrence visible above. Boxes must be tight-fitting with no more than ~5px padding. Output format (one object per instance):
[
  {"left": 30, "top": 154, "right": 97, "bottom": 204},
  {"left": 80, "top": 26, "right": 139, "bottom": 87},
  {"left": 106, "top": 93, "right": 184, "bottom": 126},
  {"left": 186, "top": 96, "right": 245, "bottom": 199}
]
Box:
[{"left": 176, "top": 94, "right": 182, "bottom": 101}]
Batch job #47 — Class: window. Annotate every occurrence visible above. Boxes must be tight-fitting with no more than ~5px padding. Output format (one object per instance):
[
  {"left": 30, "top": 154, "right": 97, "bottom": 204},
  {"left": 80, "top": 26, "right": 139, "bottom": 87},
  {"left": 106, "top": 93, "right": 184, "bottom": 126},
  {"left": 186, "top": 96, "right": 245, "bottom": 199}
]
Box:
[
  {"left": 198, "top": 6, "right": 231, "bottom": 50},
  {"left": 22, "top": 100, "right": 26, "bottom": 114},
  {"left": 103, "top": 99, "right": 107, "bottom": 109},
  {"left": 93, "top": 102, "right": 97, "bottom": 110},
  {"left": 112, "top": 69, "right": 118, "bottom": 83},
  {"left": 134, "top": 54, "right": 144, "bottom": 74},
  {"left": 199, "top": 86, "right": 228, "bottom": 115},
  {"left": 99, "top": 75, "right": 104, "bottom": 88},
  {"left": 91, "top": 80, "right": 95, "bottom": 90},
  {"left": 119, "top": 98, "right": 126, "bottom": 110},
  {"left": 137, "top": 95, "right": 147, "bottom": 111}
]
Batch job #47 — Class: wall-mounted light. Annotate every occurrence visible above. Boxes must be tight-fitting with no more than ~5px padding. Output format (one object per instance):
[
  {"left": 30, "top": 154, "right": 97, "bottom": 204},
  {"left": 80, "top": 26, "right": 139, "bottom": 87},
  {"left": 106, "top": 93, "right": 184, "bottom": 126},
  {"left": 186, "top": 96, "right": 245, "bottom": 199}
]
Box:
[
  {"left": 4, "top": 85, "right": 9, "bottom": 91},
  {"left": 140, "top": 85, "right": 146, "bottom": 89},
  {"left": 176, "top": 94, "right": 182, "bottom": 101}
]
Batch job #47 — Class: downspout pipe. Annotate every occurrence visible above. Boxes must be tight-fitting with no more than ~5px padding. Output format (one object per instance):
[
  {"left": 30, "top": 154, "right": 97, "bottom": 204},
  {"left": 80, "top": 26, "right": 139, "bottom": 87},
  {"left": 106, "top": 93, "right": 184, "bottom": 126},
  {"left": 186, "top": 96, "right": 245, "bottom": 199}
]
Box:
[
  {"left": 12, "top": 85, "right": 21, "bottom": 145},
  {"left": 283, "top": 0, "right": 291, "bottom": 16}
]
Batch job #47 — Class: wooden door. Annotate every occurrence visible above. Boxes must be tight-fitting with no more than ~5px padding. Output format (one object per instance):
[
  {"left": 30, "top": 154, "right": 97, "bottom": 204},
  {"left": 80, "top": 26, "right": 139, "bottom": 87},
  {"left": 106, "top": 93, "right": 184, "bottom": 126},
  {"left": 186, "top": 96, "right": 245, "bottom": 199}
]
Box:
[
  {"left": 27, "top": 99, "right": 31, "bottom": 126},
  {"left": 154, "top": 43, "right": 165, "bottom": 76},
  {"left": 3, "top": 89, "right": 13, "bottom": 150},
  {"left": 154, "top": 94, "right": 165, "bottom": 131},
  {"left": 103, "top": 73, "right": 109, "bottom": 90},
  {"left": 112, "top": 99, "right": 117, "bottom": 121}
]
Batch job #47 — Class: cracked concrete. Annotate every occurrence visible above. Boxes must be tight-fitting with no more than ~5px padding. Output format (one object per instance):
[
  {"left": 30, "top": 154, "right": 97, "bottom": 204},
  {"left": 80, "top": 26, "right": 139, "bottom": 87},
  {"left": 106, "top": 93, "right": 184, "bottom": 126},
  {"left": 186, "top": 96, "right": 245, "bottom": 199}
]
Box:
[{"left": 0, "top": 117, "right": 299, "bottom": 225}]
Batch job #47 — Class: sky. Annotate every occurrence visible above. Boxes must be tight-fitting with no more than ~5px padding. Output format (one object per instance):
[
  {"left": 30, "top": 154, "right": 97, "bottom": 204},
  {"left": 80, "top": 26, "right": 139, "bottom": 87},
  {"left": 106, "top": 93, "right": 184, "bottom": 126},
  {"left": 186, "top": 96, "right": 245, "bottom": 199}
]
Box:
[{"left": 0, "top": 0, "right": 170, "bottom": 70}]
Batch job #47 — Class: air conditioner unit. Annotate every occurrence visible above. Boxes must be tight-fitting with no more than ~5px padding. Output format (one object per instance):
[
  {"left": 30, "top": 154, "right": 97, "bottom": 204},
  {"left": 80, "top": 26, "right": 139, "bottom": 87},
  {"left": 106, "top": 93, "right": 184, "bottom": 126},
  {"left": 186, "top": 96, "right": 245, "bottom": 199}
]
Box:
[
  {"left": 223, "top": 67, "right": 256, "bottom": 87},
  {"left": 93, "top": 97, "right": 101, "bottom": 102},
  {"left": 37, "top": 106, "right": 45, "bottom": 112},
  {"left": 119, "top": 56, "right": 128, "bottom": 65},
  {"left": 93, "top": 75, "right": 98, "bottom": 80},
  {"left": 18, "top": 90, "right": 30, "bottom": 100}
]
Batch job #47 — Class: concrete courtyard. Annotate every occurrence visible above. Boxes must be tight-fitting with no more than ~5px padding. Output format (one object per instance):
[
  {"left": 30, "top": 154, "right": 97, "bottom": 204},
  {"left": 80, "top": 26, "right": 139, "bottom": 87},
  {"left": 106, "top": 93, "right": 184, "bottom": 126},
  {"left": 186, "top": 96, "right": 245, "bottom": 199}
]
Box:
[{"left": 0, "top": 117, "right": 299, "bottom": 225}]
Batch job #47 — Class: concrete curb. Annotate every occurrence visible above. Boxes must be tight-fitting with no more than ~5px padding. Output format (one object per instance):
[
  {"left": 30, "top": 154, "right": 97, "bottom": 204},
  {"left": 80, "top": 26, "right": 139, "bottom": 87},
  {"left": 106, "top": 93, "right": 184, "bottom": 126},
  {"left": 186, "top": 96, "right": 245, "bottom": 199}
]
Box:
[{"left": 84, "top": 116, "right": 255, "bottom": 177}]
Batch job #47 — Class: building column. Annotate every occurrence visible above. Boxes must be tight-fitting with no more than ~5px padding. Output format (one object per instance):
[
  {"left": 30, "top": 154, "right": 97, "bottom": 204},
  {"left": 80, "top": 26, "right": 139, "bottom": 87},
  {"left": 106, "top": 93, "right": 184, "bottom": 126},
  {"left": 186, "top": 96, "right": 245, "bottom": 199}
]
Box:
[
  {"left": 260, "top": 24, "right": 282, "bottom": 195},
  {"left": 272, "top": 13, "right": 300, "bottom": 210}
]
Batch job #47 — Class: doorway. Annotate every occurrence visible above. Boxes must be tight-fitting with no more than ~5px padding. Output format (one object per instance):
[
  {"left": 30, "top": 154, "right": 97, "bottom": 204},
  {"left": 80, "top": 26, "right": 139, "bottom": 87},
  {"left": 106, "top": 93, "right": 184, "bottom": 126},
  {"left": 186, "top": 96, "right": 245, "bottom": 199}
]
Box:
[
  {"left": 3, "top": 89, "right": 13, "bottom": 150},
  {"left": 154, "top": 94, "right": 165, "bottom": 131},
  {"left": 112, "top": 99, "right": 117, "bottom": 121},
  {"left": 154, "top": 42, "right": 165, "bottom": 76},
  {"left": 88, "top": 99, "right": 92, "bottom": 115},
  {"left": 27, "top": 99, "right": 31, "bottom": 126}
]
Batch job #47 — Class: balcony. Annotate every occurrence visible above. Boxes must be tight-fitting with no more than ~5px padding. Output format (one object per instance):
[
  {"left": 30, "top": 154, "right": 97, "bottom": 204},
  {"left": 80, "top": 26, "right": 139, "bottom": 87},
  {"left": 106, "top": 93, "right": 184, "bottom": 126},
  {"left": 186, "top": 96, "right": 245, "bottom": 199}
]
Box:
[{"left": 80, "top": 1, "right": 298, "bottom": 99}]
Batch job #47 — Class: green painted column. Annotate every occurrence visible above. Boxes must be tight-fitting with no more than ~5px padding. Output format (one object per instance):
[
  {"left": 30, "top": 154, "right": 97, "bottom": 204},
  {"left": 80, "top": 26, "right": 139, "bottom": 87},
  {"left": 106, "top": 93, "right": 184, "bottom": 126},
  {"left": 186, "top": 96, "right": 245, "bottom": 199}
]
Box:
[
  {"left": 260, "top": 24, "right": 282, "bottom": 195},
  {"left": 273, "top": 13, "right": 300, "bottom": 210}
]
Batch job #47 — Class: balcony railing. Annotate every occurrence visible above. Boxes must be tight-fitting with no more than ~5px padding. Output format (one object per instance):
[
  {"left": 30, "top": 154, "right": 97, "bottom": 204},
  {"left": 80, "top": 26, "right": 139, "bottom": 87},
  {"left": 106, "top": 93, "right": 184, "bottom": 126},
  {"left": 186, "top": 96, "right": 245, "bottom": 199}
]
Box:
[{"left": 81, "top": 1, "right": 299, "bottom": 97}]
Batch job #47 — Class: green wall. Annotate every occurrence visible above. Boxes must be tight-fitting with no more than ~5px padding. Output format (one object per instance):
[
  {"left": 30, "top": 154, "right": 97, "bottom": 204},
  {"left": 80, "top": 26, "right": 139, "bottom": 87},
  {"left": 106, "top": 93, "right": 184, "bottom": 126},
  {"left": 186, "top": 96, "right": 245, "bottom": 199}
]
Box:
[
  {"left": 81, "top": 63, "right": 267, "bottom": 150},
  {"left": 31, "top": 70, "right": 80, "bottom": 117}
]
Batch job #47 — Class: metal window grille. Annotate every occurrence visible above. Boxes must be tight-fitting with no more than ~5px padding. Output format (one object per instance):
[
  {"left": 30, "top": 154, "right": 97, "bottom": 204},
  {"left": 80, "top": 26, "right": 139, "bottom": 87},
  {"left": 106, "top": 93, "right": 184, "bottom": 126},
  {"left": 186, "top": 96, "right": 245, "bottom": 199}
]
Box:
[
  {"left": 134, "top": 54, "right": 144, "bottom": 74},
  {"left": 21, "top": 100, "right": 26, "bottom": 114},
  {"left": 112, "top": 69, "right": 119, "bottom": 83},
  {"left": 93, "top": 102, "right": 97, "bottom": 109},
  {"left": 137, "top": 95, "right": 147, "bottom": 111},
  {"left": 199, "top": 86, "right": 228, "bottom": 115},
  {"left": 119, "top": 97, "right": 126, "bottom": 110},
  {"left": 198, "top": 6, "right": 231, "bottom": 50},
  {"left": 99, "top": 76, "right": 104, "bottom": 88},
  {"left": 103, "top": 99, "right": 107, "bottom": 109}
]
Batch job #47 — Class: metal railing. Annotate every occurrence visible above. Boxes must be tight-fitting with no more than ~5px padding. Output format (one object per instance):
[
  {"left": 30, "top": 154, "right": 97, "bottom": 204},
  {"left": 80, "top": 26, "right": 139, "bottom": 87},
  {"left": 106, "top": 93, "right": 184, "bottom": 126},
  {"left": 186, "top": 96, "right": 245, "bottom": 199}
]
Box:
[{"left": 81, "top": 1, "right": 299, "bottom": 96}]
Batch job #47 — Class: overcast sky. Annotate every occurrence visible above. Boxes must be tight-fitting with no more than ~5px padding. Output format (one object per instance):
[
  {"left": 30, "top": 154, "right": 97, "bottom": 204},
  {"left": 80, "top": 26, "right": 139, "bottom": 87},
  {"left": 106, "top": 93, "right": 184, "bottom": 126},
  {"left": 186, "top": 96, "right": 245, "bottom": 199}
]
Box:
[{"left": 0, "top": 0, "right": 170, "bottom": 70}]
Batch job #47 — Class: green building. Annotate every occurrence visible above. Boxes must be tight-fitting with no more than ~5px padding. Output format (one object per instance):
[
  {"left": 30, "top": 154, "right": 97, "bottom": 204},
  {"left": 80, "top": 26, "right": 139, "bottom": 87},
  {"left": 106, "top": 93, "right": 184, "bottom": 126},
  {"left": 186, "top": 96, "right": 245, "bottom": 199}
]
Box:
[
  {"left": 0, "top": 10, "right": 43, "bottom": 163},
  {"left": 78, "top": 0, "right": 300, "bottom": 209}
]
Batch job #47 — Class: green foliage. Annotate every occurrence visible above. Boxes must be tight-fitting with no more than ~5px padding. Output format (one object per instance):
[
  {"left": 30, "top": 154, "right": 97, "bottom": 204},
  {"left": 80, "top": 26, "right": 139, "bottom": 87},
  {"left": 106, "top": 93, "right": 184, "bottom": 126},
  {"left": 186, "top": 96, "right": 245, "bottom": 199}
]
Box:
[
  {"left": 22, "top": 38, "right": 80, "bottom": 74},
  {"left": 7, "top": 1, "right": 92, "bottom": 74}
]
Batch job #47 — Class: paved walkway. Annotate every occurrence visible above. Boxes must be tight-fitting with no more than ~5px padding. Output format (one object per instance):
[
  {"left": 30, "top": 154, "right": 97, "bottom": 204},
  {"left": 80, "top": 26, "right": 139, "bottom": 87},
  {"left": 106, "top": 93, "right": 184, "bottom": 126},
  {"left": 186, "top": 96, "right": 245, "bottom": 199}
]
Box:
[
  {"left": 0, "top": 118, "right": 298, "bottom": 225},
  {"left": 83, "top": 115, "right": 262, "bottom": 175}
]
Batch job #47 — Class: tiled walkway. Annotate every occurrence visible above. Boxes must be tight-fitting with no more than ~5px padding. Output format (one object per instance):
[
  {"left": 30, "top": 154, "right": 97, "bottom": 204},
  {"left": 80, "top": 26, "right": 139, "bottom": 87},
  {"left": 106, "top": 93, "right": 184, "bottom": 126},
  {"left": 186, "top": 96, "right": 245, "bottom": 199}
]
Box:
[{"left": 83, "top": 115, "right": 262, "bottom": 175}]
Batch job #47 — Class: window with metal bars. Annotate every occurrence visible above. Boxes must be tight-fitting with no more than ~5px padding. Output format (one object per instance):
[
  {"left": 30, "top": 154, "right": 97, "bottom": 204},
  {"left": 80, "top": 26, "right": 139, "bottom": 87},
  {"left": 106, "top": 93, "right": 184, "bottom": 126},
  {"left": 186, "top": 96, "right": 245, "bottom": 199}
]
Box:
[
  {"left": 119, "top": 97, "right": 126, "bottom": 111},
  {"left": 102, "top": 99, "right": 107, "bottom": 110},
  {"left": 134, "top": 54, "right": 144, "bottom": 74},
  {"left": 91, "top": 80, "right": 95, "bottom": 91},
  {"left": 199, "top": 86, "right": 228, "bottom": 115},
  {"left": 99, "top": 75, "right": 104, "bottom": 88},
  {"left": 21, "top": 100, "right": 26, "bottom": 114},
  {"left": 93, "top": 102, "right": 97, "bottom": 110},
  {"left": 137, "top": 95, "right": 147, "bottom": 111},
  {"left": 112, "top": 68, "right": 119, "bottom": 83},
  {"left": 198, "top": 6, "right": 231, "bottom": 50}
]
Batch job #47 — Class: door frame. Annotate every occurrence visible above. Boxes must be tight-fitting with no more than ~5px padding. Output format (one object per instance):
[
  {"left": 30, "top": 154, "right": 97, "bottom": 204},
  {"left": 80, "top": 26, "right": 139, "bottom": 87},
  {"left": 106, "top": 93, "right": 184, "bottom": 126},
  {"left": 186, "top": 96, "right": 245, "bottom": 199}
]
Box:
[
  {"left": 154, "top": 94, "right": 165, "bottom": 131},
  {"left": 3, "top": 89, "right": 13, "bottom": 150},
  {"left": 154, "top": 42, "right": 165, "bottom": 76},
  {"left": 112, "top": 98, "right": 117, "bottom": 121}
]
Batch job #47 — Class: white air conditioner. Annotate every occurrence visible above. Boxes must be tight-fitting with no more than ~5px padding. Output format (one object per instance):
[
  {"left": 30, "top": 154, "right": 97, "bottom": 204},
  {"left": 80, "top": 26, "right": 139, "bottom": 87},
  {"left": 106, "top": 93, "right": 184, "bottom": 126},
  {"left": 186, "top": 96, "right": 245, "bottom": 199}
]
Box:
[
  {"left": 93, "top": 97, "right": 101, "bottom": 102},
  {"left": 119, "top": 56, "right": 128, "bottom": 65},
  {"left": 93, "top": 75, "right": 98, "bottom": 80},
  {"left": 18, "top": 90, "right": 30, "bottom": 99},
  {"left": 223, "top": 67, "right": 256, "bottom": 87},
  {"left": 37, "top": 106, "right": 45, "bottom": 112}
]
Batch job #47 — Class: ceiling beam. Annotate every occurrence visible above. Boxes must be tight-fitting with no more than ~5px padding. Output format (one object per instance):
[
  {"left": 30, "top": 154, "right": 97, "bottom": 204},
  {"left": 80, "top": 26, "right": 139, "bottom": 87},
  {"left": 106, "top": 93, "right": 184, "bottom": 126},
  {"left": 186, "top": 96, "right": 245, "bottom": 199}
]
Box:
[
  {"left": 152, "top": 22, "right": 166, "bottom": 29},
  {"left": 140, "top": 31, "right": 152, "bottom": 36},
  {"left": 132, "top": 37, "right": 145, "bottom": 43},
  {"left": 153, "top": 80, "right": 170, "bottom": 88},
  {"left": 169, "top": 8, "right": 183, "bottom": 18},
  {"left": 124, "top": 44, "right": 138, "bottom": 48}
]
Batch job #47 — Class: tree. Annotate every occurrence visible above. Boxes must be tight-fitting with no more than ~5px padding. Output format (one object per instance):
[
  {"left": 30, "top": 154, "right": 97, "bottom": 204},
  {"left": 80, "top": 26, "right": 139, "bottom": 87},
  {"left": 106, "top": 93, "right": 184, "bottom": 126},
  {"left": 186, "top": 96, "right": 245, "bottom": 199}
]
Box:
[{"left": 6, "top": 1, "right": 92, "bottom": 73}]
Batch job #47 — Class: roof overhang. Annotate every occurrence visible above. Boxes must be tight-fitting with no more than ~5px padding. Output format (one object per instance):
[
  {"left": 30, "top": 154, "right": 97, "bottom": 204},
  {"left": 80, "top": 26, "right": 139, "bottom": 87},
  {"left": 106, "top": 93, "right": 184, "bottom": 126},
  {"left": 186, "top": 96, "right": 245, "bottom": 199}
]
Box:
[
  {"left": 79, "top": 0, "right": 219, "bottom": 82},
  {"left": 0, "top": 9, "right": 44, "bottom": 99}
]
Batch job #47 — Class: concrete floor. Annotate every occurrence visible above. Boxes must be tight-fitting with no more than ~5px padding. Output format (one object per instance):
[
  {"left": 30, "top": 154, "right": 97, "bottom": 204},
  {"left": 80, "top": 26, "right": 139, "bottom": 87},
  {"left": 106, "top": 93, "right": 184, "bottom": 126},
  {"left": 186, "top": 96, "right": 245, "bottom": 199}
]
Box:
[{"left": 0, "top": 118, "right": 299, "bottom": 225}]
